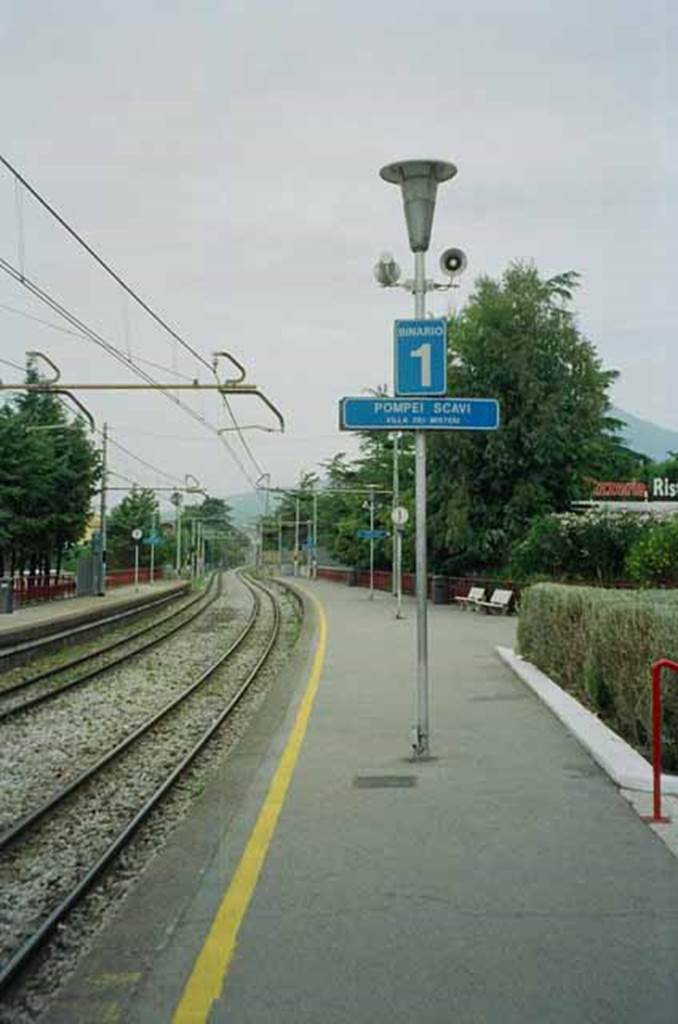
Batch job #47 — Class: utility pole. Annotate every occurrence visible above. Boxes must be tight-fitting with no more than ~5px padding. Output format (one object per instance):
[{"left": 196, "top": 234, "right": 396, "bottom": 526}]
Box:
[
  {"left": 312, "top": 490, "right": 318, "bottom": 579},
  {"left": 294, "top": 496, "right": 300, "bottom": 577},
  {"left": 175, "top": 495, "right": 183, "bottom": 575},
  {"left": 368, "top": 485, "right": 376, "bottom": 599},
  {"left": 98, "top": 422, "right": 108, "bottom": 595},
  {"left": 149, "top": 510, "right": 156, "bottom": 584},
  {"left": 278, "top": 518, "right": 283, "bottom": 575}
]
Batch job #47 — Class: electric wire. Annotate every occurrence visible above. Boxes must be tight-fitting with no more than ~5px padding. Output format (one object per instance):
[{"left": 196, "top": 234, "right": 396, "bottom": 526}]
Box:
[
  {"left": 0, "top": 301, "right": 197, "bottom": 380},
  {"left": 0, "top": 154, "right": 213, "bottom": 374},
  {"left": 0, "top": 256, "right": 259, "bottom": 489},
  {"left": 1, "top": 156, "right": 272, "bottom": 489},
  {"left": 2, "top": 157, "right": 272, "bottom": 489}
]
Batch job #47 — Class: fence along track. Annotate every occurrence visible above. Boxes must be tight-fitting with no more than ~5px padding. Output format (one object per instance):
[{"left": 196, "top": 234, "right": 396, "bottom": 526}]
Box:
[
  {"left": 0, "top": 574, "right": 221, "bottom": 722},
  {"left": 0, "top": 571, "right": 283, "bottom": 993}
]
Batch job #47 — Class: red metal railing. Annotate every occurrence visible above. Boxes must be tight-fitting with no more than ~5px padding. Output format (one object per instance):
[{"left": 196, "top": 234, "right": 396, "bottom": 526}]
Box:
[
  {"left": 106, "top": 567, "right": 164, "bottom": 588},
  {"left": 643, "top": 658, "right": 678, "bottom": 824},
  {"left": 315, "top": 566, "right": 519, "bottom": 603},
  {"left": 11, "top": 576, "right": 77, "bottom": 606}
]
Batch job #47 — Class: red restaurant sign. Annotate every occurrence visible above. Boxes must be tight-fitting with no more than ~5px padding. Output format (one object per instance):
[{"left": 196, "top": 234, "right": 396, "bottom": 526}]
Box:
[{"left": 592, "top": 481, "right": 648, "bottom": 499}]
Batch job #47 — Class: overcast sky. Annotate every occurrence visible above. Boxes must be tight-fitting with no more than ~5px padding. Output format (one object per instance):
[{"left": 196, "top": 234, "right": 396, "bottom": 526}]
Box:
[{"left": 0, "top": 0, "right": 675, "bottom": 513}]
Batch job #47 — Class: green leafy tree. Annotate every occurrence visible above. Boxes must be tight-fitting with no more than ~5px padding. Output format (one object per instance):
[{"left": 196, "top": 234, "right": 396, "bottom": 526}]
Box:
[
  {"left": 107, "top": 486, "right": 159, "bottom": 569},
  {"left": 427, "top": 262, "right": 623, "bottom": 571},
  {"left": 0, "top": 371, "right": 100, "bottom": 577}
]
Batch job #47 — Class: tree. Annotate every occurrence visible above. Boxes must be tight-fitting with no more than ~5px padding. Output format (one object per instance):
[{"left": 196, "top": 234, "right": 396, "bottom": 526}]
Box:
[
  {"left": 107, "top": 486, "right": 159, "bottom": 569},
  {"left": 426, "top": 262, "right": 623, "bottom": 571},
  {"left": 0, "top": 371, "right": 101, "bottom": 577}
]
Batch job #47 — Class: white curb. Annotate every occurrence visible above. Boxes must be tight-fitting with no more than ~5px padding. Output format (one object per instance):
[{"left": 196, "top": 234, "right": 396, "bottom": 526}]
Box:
[{"left": 496, "top": 646, "right": 678, "bottom": 796}]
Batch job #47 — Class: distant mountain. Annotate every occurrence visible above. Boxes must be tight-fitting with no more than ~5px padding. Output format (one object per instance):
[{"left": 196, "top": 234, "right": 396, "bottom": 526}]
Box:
[
  {"left": 611, "top": 407, "right": 678, "bottom": 462},
  {"left": 224, "top": 491, "right": 275, "bottom": 526}
]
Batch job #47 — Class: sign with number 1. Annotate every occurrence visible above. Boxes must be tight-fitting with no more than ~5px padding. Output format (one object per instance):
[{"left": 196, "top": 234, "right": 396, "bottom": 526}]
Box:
[{"left": 394, "top": 319, "right": 447, "bottom": 396}]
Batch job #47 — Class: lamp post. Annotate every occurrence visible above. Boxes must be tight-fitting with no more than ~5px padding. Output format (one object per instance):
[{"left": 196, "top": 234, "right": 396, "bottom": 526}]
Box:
[{"left": 380, "top": 159, "right": 457, "bottom": 759}]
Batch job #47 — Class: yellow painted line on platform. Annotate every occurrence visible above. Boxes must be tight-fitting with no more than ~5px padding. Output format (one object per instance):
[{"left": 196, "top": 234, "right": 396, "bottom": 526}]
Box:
[{"left": 171, "top": 586, "right": 327, "bottom": 1024}]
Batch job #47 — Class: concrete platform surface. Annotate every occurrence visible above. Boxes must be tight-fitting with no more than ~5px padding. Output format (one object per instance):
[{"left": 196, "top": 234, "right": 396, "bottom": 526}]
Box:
[
  {"left": 46, "top": 580, "right": 678, "bottom": 1024},
  {"left": 0, "top": 579, "right": 188, "bottom": 646}
]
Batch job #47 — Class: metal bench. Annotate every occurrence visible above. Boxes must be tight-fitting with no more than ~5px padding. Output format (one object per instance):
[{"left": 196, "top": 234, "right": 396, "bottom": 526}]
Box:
[
  {"left": 476, "top": 588, "right": 515, "bottom": 615},
  {"left": 453, "top": 586, "right": 486, "bottom": 610}
]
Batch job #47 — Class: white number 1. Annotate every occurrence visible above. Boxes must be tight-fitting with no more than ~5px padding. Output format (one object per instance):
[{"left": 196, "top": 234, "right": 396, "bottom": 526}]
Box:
[{"left": 411, "top": 343, "right": 431, "bottom": 388}]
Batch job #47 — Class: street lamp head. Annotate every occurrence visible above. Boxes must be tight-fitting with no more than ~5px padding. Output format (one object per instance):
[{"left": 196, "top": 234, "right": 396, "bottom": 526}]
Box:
[{"left": 379, "top": 159, "right": 457, "bottom": 253}]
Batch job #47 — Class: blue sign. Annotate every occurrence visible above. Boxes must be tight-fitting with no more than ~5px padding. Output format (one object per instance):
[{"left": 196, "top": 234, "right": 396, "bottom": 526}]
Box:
[
  {"left": 357, "top": 529, "right": 389, "bottom": 540},
  {"left": 143, "top": 532, "right": 161, "bottom": 546},
  {"left": 394, "top": 319, "right": 447, "bottom": 396},
  {"left": 340, "top": 397, "right": 500, "bottom": 432}
]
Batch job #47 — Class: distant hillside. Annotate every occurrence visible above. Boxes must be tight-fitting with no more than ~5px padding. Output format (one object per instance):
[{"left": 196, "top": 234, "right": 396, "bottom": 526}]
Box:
[
  {"left": 225, "top": 491, "right": 280, "bottom": 526},
  {"left": 611, "top": 407, "right": 678, "bottom": 462}
]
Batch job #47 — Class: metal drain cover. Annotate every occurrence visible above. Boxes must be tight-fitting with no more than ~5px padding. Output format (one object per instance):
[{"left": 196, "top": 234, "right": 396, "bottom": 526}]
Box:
[{"left": 353, "top": 775, "right": 417, "bottom": 789}]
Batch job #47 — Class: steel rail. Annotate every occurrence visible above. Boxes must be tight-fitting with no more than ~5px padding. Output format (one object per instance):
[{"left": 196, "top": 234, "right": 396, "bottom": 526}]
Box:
[
  {"left": 0, "top": 574, "right": 254, "bottom": 851},
  {"left": 0, "top": 582, "right": 191, "bottom": 663},
  {"left": 0, "top": 571, "right": 284, "bottom": 993},
  {"left": 0, "top": 580, "right": 211, "bottom": 701},
  {"left": 0, "top": 575, "right": 221, "bottom": 722}
]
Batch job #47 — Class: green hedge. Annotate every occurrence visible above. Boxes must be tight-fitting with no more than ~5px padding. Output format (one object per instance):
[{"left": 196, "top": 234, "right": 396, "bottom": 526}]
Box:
[{"left": 517, "top": 583, "right": 678, "bottom": 771}]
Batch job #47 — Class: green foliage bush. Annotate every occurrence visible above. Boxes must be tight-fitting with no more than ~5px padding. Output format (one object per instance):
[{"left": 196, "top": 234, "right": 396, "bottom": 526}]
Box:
[
  {"left": 518, "top": 583, "right": 678, "bottom": 770},
  {"left": 625, "top": 518, "right": 678, "bottom": 584},
  {"left": 511, "top": 510, "right": 650, "bottom": 582}
]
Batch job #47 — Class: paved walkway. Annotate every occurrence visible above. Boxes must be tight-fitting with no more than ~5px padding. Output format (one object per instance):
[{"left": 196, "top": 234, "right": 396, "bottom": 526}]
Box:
[
  {"left": 47, "top": 579, "right": 678, "bottom": 1023},
  {"left": 0, "top": 579, "right": 187, "bottom": 645}
]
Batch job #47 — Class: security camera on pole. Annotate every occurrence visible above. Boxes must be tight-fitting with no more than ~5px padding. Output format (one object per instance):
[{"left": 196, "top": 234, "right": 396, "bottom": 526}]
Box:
[{"left": 339, "top": 158, "right": 500, "bottom": 760}]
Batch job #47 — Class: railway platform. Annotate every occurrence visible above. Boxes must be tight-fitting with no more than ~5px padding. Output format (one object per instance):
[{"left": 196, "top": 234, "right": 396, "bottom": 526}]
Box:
[
  {"left": 45, "top": 579, "right": 678, "bottom": 1023},
  {"left": 0, "top": 579, "right": 189, "bottom": 651}
]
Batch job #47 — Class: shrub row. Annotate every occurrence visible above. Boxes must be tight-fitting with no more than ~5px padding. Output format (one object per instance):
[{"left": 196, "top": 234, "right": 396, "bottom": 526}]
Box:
[
  {"left": 510, "top": 510, "right": 678, "bottom": 585},
  {"left": 517, "top": 583, "right": 678, "bottom": 771}
]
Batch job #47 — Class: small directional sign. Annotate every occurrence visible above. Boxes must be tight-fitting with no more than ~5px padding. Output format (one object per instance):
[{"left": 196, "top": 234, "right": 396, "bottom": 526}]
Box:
[
  {"left": 143, "top": 533, "right": 161, "bottom": 546},
  {"left": 340, "top": 397, "right": 500, "bottom": 432},
  {"left": 131, "top": 528, "right": 143, "bottom": 542},
  {"left": 394, "top": 319, "right": 447, "bottom": 396},
  {"left": 357, "top": 528, "right": 389, "bottom": 540}
]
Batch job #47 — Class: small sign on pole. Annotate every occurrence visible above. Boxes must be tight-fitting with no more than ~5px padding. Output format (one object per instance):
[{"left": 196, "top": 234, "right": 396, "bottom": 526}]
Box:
[{"left": 131, "top": 528, "right": 142, "bottom": 590}]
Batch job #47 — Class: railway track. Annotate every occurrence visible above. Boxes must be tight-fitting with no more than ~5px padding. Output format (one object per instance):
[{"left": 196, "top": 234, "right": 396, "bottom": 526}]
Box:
[
  {"left": 0, "top": 573, "right": 220, "bottom": 721},
  {"left": 0, "top": 571, "right": 292, "bottom": 996},
  {"left": 0, "top": 582, "right": 192, "bottom": 669}
]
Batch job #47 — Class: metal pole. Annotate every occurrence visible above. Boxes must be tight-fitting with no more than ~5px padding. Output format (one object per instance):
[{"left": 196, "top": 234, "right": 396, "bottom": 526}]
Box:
[
  {"left": 396, "top": 525, "right": 403, "bottom": 620},
  {"left": 294, "top": 496, "right": 300, "bottom": 577},
  {"left": 191, "top": 517, "right": 197, "bottom": 581},
  {"left": 312, "top": 491, "right": 318, "bottom": 579},
  {"left": 278, "top": 518, "right": 283, "bottom": 575},
  {"left": 371, "top": 492, "right": 376, "bottom": 591},
  {"left": 134, "top": 542, "right": 139, "bottom": 591},
  {"left": 414, "top": 250, "right": 430, "bottom": 757},
  {"left": 150, "top": 511, "right": 156, "bottom": 584},
  {"left": 98, "top": 422, "right": 108, "bottom": 595},
  {"left": 391, "top": 433, "right": 399, "bottom": 597},
  {"left": 175, "top": 499, "right": 182, "bottom": 575}
]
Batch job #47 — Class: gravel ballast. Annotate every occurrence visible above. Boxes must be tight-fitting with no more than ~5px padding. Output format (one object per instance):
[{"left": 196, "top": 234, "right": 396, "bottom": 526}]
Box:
[{"left": 0, "top": 572, "right": 302, "bottom": 1024}]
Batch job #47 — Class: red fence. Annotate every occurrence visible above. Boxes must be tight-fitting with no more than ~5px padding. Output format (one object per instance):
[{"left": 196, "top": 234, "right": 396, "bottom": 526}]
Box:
[
  {"left": 316, "top": 566, "right": 520, "bottom": 601},
  {"left": 11, "top": 576, "right": 77, "bottom": 607},
  {"left": 5, "top": 566, "right": 166, "bottom": 607},
  {"left": 106, "top": 567, "right": 164, "bottom": 589}
]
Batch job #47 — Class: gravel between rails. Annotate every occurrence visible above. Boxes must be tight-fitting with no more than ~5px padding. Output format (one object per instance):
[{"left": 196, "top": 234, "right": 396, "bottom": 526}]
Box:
[
  {"left": 0, "top": 575, "right": 252, "bottom": 828},
  {"left": 0, "top": 576, "right": 217, "bottom": 713},
  {"left": 0, "top": 574, "right": 302, "bottom": 1024}
]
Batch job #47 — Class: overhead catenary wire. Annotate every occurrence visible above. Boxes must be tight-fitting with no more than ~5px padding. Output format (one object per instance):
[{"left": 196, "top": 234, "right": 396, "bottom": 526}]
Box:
[
  {"left": 0, "top": 301, "right": 198, "bottom": 381},
  {"left": 1, "top": 156, "right": 273, "bottom": 490},
  {"left": 0, "top": 256, "right": 259, "bottom": 490},
  {"left": 0, "top": 153, "right": 213, "bottom": 375}
]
